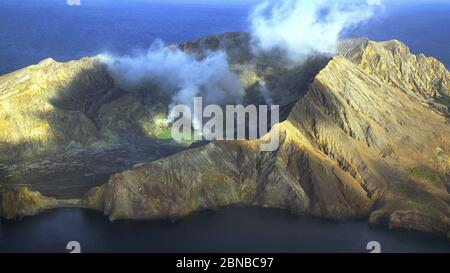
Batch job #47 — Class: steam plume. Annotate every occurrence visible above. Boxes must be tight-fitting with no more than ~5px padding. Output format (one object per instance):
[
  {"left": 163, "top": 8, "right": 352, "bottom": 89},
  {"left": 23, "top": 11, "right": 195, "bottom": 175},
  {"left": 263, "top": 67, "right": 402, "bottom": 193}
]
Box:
[
  {"left": 100, "top": 40, "right": 244, "bottom": 110},
  {"left": 250, "top": 0, "right": 379, "bottom": 62}
]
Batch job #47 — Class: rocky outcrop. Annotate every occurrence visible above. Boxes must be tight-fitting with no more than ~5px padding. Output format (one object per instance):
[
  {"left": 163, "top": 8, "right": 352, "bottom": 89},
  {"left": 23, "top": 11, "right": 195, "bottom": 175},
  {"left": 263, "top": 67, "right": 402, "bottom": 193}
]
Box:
[
  {"left": 0, "top": 185, "right": 80, "bottom": 219},
  {"left": 340, "top": 38, "right": 450, "bottom": 99}
]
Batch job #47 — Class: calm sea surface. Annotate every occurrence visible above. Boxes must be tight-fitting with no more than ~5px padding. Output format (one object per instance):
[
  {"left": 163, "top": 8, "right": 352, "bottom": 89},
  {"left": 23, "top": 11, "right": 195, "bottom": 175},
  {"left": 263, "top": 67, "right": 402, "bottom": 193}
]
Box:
[
  {"left": 1, "top": 207, "right": 449, "bottom": 253},
  {"left": 0, "top": 1, "right": 449, "bottom": 75}
]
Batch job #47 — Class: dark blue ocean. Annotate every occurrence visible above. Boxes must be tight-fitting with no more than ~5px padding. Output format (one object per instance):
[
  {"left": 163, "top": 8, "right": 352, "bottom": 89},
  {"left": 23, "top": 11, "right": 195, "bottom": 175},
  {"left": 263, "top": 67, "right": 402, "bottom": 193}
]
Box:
[
  {"left": 0, "top": 0, "right": 449, "bottom": 253},
  {"left": 0, "top": 0, "right": 449, "bottom": 75}
]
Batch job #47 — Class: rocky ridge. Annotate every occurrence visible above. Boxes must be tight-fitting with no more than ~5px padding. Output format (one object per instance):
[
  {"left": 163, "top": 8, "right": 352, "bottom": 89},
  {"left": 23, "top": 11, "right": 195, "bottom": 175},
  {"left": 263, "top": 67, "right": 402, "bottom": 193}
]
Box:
[{"left": 0, "top": 185, "right": 80, "bottom": 219}]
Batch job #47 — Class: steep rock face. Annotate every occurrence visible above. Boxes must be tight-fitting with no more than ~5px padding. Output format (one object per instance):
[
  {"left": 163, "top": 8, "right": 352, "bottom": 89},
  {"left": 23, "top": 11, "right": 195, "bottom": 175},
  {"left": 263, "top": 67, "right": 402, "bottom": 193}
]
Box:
[
  {"left": 294, "top": 57, "right": 450, "bottom": 237},
  {"left": 85, "top": 46, "right": 450, "bottom": 237},
  {"left": 340, "top": 38, "right": 450, "bottom": 99},
  {"left": 0, "top": 57, "right": 169, "bottom": 162}
]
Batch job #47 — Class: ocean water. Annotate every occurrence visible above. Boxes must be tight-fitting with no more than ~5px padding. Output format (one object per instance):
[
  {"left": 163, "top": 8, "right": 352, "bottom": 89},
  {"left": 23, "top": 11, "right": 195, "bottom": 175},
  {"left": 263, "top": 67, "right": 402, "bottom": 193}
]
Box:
[
  {"left": 0, "top": 1, "right": 449, "bottom": 75},
  {"left": 1, "top": 207, "right": 449, "bottom": 253},
  {"left": 0, "top": 1, "right": 252, "bottom": 75},
  {"left": 0, "top": 1, "right": 449, "bottom": 253}
]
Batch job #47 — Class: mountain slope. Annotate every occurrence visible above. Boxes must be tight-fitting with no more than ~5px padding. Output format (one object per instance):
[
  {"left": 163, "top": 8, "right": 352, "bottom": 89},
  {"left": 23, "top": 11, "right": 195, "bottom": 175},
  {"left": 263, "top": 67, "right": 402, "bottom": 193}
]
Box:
[
  {"left": 85, "top": 50, "right": 450, "bottom": 237},
  {"left": 0, "top": 57, "right": 170, "bottom": 162}
]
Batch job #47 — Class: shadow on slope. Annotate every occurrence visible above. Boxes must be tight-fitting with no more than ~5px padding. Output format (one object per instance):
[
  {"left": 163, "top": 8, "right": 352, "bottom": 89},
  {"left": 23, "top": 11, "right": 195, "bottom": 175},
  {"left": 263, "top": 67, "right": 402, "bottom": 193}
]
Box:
[{"left": 0, "top": 63, "right": 185, "bottom": 199}]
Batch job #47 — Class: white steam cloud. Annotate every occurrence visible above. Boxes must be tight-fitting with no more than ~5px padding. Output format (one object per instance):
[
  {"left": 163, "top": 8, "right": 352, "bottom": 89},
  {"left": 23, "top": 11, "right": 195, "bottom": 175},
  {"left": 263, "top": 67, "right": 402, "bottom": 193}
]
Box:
[
  {"left": 100, "top": 40, "right": 243, "bottom": 110},
  {"left": 100, "top": 0, "right": 382, "bottom": 127},
  {"left": 250, "top": 0, "right": 379, "bottom": 62}
]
